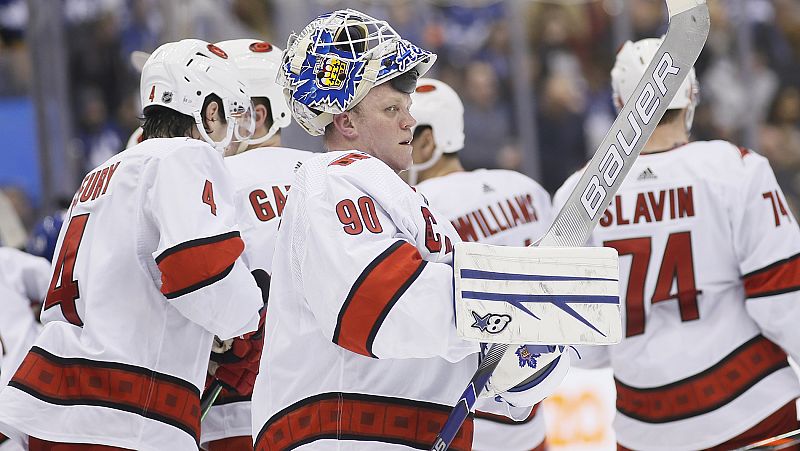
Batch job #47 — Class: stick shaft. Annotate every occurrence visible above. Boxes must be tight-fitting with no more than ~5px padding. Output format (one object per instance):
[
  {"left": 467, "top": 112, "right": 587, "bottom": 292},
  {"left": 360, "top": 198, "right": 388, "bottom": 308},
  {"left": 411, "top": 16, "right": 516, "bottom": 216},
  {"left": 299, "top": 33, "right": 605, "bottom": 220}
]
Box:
[
  {"left": 429, "top": 2, "right": 709, "bottom": 449},
  {"left": 201, "top": 380, "right": 224, "bottom": 421}
]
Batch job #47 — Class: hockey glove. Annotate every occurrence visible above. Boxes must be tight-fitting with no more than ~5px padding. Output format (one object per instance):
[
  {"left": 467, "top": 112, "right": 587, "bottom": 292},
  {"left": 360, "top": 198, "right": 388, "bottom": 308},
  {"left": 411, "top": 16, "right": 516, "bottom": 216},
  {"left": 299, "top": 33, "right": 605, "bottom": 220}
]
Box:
[
  {"left": 208, "top": 307, "right": 266, "bottom": 396},
  {"left": 482, "top": 344, "right": 570, "bottom": 407}
]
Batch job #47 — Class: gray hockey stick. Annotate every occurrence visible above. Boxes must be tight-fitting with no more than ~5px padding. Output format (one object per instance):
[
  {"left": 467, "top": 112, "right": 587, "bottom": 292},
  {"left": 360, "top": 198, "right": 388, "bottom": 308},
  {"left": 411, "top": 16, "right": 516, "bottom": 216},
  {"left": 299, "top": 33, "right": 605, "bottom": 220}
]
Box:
[
  {"left": 736, "top": 428, "right": 800, "bottom": 450},
  {"left": 430, "top": 1, "right": 709, "bottom": 449}
]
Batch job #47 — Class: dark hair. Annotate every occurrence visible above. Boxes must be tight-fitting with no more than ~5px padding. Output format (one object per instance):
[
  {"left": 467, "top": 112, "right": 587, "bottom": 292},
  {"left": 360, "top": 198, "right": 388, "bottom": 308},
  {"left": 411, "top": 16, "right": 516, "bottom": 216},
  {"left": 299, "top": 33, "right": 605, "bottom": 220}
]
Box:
[
  {"left": 141, "top": 94, "right": 225, "bottom": 139},
  {"left": 413, "top": 124, "right": 431, "bottom": 139},
  {"left": 659, "top": 108, "right": 683, "bottom": 127},
  {"left": 253, "top": 96, "right": 273, "bottom": 129}
]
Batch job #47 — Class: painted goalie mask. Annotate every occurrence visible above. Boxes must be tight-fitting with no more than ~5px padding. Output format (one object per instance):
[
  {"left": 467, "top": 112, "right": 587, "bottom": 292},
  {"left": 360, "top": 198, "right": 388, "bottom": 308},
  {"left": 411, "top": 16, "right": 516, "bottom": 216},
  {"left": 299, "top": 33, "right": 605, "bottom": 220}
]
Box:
[{"left": 279, "top": 9, "right": 437, "bottom": 136}]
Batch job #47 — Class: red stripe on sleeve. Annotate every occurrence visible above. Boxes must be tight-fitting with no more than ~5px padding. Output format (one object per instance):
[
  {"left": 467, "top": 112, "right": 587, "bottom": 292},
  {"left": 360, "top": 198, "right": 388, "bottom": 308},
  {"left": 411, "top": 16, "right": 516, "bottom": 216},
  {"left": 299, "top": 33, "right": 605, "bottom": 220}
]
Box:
[
  {"left": 156, "top": 232, "right": 245, "bottom": 299},
  {"left": 333, "top": 241, "right": 427, "bottom": 358},
  {"left": 744, "top": 253, "right": 800, "bottom": 298}
]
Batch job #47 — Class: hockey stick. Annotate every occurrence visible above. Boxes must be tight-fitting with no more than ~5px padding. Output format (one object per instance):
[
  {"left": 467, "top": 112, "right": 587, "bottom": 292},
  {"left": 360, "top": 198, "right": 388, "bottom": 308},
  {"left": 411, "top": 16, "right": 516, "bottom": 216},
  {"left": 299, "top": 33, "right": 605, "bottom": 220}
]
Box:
[
  {"left": 736, "top": 428, "right": 800, "bottom": 450},
  {"left": 200, "top": 379, "right": 224, "bottom": 421},
  {"left": 429, "top": 1, "right": 709, "bottom": 449}
]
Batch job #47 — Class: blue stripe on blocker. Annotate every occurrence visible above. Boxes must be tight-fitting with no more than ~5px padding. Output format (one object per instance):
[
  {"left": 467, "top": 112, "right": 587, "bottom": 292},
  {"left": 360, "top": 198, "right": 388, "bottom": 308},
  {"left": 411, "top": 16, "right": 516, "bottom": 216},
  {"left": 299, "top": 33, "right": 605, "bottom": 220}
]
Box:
[
  {"left": 460, "top": 269, "right": 617, "bottom": 282},
  {"left": 460, "top": 291, "right": 619, "bottom": 337}
]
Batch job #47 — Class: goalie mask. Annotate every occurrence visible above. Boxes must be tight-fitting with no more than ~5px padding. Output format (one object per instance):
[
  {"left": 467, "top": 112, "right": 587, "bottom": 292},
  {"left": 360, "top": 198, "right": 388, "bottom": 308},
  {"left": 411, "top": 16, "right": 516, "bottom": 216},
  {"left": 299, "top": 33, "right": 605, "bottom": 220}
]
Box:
[
  {"left": 612, "top": 37, "right": 699, "bottom": 132},
  {"left": 279, "top": 8, "right": 437, "bottom": 136},
  {"left": 408, "top": 78, "right": 465, "bottom": 185},
  {"left": 140, "top": 39, "right": 256, "bottom": 153},
  {"left": 215, "top": 39, "right": 291, "bottom": 146}
]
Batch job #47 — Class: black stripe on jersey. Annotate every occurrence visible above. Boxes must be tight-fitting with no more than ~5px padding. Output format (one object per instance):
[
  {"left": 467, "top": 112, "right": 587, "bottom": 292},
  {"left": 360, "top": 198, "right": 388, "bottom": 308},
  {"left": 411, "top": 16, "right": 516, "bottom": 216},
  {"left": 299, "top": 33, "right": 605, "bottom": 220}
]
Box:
[
  {"left": 332, "top": 240, "right": 405, "bottom": 345},
  {"left": 9, "top": 346, "right": 200, "bottom": 442},
  {"left": 163, "top": 262, "right": 234, "bottom": 300},
  {"left": 154, "top": 231, "right": 241, "bottom": 264},
  {"left": 363, "top": 259, "right": 427, "bottom": 357},
  {"left": 742, "top": 252, "right": 800, "bottom": 279},
  {"left": 213, "top": 393, "right": 251, "bottom": 407}
]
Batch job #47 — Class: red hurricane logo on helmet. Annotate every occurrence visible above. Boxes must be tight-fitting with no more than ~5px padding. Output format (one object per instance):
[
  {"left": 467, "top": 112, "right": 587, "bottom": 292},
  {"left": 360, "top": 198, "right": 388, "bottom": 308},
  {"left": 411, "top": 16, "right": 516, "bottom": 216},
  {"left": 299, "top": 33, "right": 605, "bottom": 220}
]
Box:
[
  {"left": 415, "top": 84, "right": 437, "bottom": 93},
  {"left": 207, "top": 43, "right": 228, "bottom": 59},
  {"left": 249, "top": 41, "right": 273, "bottom": 53}
]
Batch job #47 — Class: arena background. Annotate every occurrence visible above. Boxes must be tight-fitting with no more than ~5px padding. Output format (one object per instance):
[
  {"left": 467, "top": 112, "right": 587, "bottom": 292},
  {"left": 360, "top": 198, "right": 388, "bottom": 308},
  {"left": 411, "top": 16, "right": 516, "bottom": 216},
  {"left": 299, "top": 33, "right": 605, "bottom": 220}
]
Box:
[{"left": 0, "top": 1, "right": 798, "bottom": 449}]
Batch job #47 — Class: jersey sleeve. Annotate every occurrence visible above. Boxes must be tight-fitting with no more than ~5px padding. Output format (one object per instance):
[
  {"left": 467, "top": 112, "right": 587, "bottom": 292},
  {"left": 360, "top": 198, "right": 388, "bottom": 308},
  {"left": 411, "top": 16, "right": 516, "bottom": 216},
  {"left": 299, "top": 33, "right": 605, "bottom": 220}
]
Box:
[
  {"left": 147, "top": 144, "right": 262, "bottom": 340},
  {"left": 732, "top": 150, "right": 800, "bottom": 362},
  {"left": 300, "top": 154, "right": 479, "bottom": 362},
  {"left": 0, "top": 248, "right": 51, "bottom": 302}
]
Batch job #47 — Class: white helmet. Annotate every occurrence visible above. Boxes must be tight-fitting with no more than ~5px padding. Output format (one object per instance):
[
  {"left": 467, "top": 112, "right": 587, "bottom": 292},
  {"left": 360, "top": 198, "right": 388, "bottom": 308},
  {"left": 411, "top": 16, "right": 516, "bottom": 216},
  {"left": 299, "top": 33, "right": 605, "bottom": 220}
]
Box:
[
  {"left": 140, "top": 39, "right": 256, "bottom": 153},
  {"left": 279, "top": 8, "right": 437, "bottom": 136},
  {"left": 407, "top": 78, "right": 464, "bottom": 184},
  {"left": 215, "top": 39, "right": 291, "bottom": 146},
  {"left": 612, "top": 37, "right": 699, "bottom": 131}
]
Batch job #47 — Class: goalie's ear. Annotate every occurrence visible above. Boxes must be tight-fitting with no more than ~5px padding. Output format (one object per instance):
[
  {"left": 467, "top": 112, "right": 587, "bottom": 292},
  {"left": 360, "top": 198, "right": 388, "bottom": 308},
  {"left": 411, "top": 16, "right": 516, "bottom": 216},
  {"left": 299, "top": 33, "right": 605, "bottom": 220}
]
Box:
[
  {"left": 331, "top": 111, "right": 359, "bottom": 140},
  {"left": 453, "top": 242, "right": 622, "bottom": 345}
]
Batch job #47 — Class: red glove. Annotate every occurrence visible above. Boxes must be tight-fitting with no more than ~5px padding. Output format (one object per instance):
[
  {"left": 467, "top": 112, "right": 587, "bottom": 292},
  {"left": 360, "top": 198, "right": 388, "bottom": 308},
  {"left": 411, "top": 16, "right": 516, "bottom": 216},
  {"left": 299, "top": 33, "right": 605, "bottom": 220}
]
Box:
[{"left": 209, "top": 308, "right": 266, "bottom": 396}]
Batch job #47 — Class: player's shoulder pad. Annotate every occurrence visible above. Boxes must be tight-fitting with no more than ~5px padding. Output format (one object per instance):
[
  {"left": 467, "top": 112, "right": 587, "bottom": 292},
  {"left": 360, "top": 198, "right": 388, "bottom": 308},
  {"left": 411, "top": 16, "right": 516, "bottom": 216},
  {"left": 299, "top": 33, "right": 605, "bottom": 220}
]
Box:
[
  {"left": 157, "top": 138, "right": 224, "bottom": 167},
  {"left": 324, "top": 150, "right": 418, "bottom": 202},
  {"left": 226, "top": 146, "right": 315, "bottom": 174},
  {"left": 326, "top": 150, "right": 374, "bottom": 168},
  {"left": 553, "top": 169, "right": 584, "bottom": 209},
  {"left": 492, "top": 169, "right": 548, "bottom": 193},
  {"left": 690, "top": 140, "right": 771, "bottom": 175}
]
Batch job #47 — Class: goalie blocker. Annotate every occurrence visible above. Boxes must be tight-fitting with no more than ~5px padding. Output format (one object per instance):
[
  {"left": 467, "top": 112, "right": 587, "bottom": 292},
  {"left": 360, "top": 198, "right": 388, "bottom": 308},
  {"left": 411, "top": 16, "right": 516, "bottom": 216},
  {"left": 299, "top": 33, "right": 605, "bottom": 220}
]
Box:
[{"left": 454, "top": 242, "right": 621, "bottom": 345}]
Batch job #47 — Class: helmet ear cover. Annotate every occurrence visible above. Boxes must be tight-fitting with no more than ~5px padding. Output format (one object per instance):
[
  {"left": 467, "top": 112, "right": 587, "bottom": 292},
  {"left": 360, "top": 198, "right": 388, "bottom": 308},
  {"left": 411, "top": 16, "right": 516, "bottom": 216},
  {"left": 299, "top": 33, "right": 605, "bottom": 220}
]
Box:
[{"left": 278, "top": 8, "right": 437, "bottom": 136}]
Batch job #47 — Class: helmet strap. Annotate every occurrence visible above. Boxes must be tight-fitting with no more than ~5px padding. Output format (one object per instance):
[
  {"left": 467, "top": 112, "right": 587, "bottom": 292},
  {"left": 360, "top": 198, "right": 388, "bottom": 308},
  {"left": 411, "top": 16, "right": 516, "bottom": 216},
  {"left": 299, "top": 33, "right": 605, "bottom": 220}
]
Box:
[
  {"left": 193, "top": 111, "right": 235, "bottom": 154},
  {"left": 408, "top": 145, "right": 444, "bottom": 185}
]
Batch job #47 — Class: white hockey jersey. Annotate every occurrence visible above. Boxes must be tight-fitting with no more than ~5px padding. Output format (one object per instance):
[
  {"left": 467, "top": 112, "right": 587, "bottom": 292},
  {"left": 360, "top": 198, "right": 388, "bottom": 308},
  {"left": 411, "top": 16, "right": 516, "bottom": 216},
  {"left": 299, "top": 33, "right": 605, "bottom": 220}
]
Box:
[
  {"left": 0, "top": 248, "right": 50, "bottom": 451},
  {"left": 200, "top": 146, "right": 314, "bottom": 449},
  {"left": 0, "top": 248, "right": 49, "bottom": 387},
  {"left": 251, "top": 150, "right": 487, "bottom": 450},
  {"left": 554, "top": 141, "right": 800, "bottom": 450},
  {"left": 417, "top": 169, "right": 553, "bottom": 451},
  {"left": 417, "top": 169, "right": 553, "bottom": 248},
  {"left": 0, "top": 138, "right": 263, "bottom": 451}
]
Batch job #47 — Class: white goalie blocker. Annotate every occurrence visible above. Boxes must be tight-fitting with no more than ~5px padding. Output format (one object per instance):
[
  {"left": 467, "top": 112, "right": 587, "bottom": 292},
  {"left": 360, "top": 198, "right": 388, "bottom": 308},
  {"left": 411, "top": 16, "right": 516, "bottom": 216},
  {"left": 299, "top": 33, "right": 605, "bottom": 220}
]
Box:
[{"left": 454, "top": 242, "right": 621, "bottom": 345}]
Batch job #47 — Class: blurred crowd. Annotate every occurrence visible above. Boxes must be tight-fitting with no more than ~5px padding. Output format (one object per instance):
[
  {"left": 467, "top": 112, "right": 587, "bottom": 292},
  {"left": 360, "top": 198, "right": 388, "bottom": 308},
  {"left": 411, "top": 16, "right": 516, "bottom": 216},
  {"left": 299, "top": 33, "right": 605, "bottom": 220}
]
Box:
[{"left": 1, "top": 0, "right": 800, "bottom": 240}]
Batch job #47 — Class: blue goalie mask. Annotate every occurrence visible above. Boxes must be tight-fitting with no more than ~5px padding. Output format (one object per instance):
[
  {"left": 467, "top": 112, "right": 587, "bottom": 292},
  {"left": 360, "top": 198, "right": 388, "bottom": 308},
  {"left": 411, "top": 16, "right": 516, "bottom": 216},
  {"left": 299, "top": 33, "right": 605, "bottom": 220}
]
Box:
[{"left": 279, "top": 8, "right": 437, "bottom": 136}]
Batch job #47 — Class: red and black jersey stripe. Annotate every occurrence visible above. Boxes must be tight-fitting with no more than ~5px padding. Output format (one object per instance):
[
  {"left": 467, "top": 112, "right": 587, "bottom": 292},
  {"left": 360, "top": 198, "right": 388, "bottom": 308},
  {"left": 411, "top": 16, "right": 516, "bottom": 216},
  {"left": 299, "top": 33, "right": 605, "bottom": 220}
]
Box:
[
  {"left": 9, "top": 346, "right": 201, "bottom": 443},
  {"left": 156, "top": 231, "right": 244, "bottom": 299},
  {"left": 254, "top": 392, "right": 473, "bottom": 451},
  {"left": 616, "top": 335, "right": 789, "bottom": 424},
  {"left": 475, "top": 403, "right": 540, "bottom": 425},
  {"left": 743, "top": 252, "right": 800, "bottom": 298},
  {"left": 333, "top": 240, "right": 427, "bottom": 358}
]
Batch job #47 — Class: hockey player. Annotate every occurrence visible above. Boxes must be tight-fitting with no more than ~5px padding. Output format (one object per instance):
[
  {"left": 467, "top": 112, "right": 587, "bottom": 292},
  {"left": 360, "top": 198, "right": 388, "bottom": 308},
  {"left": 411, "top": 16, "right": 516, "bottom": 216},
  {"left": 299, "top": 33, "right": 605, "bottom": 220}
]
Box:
[
  {"left": 0, "top": 39, "right": 265, "bottom": 450},
  {"left": 199, "top": 38, "right": 314, "bottom": 451},
  {"left": 410, "top": 78, "right": 552, "bottom": 451},
  {"left": 555, "top": 37, "right": 800, "bottom": 450},
  {"left": 0, "top": 247, "right": 50, "bottom": 451},
  {"left": 250, "top": 9, "right": 570, "bottom": 450}
]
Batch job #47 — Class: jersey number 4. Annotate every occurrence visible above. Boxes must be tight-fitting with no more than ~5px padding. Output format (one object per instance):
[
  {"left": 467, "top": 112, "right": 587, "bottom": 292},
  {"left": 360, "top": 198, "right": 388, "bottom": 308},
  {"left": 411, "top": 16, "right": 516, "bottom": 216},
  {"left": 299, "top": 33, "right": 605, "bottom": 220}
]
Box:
[
  {"left": 44, "top": 214, "right": 89, "bottom": 327},
  {"left": 605, "top": 231, "right": 701, "bottom": 337}
]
